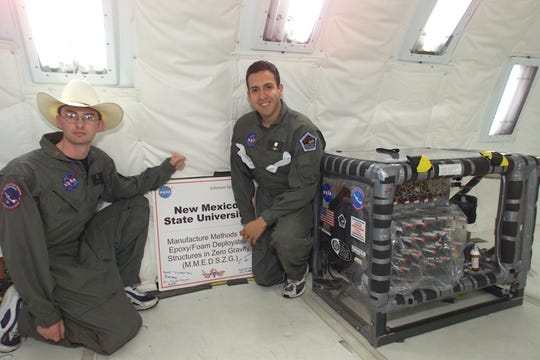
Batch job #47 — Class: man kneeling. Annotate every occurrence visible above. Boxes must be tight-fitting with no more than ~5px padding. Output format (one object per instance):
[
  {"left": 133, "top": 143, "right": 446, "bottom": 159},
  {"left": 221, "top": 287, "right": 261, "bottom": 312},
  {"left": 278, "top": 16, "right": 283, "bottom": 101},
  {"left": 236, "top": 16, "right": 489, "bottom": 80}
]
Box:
[{"left": 0, "top": 80, "right": 186, "bottom": 354}]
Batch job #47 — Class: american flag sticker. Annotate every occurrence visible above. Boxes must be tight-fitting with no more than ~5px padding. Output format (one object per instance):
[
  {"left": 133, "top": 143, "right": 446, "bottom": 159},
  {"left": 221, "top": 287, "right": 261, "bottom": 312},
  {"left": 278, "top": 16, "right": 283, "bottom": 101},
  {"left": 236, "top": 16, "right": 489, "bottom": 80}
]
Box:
[
  {"left": 320, "top": 207, "right": 334, "bottom": 226},
  {"left": 351, "top": 216, "right": 366, "bottom": 243}
]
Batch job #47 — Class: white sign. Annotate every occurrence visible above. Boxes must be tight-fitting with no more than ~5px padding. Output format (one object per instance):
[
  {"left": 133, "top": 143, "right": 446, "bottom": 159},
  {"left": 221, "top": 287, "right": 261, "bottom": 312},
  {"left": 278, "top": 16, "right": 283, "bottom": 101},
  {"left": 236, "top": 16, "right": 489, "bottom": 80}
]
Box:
[
  {"left": 438, "top": 163, "right": 463, "bottom": 176},
  {"left": 153, "top": 177, "right": 252, "bottom": 290}
]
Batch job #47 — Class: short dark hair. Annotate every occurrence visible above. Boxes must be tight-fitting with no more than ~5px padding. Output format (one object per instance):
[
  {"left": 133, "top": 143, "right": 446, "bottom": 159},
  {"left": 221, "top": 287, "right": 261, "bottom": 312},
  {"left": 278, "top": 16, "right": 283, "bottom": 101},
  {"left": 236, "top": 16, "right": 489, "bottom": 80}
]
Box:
[{"left": 245, "top": 60, "right": 281, "bottom": 88}]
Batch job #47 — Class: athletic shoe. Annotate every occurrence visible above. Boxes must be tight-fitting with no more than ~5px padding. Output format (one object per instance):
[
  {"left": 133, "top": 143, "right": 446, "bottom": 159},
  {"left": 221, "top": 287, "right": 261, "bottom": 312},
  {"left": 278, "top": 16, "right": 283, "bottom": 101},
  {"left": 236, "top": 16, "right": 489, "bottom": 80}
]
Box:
[
  {"left": 282, "top": 266, "right": 309, "bottom": 299},
  {"left": 0, "top": 286, "right": 23, "bottom": 353},
  {"left": 124, "top": 286, "right": 159, "bottom": 311}
]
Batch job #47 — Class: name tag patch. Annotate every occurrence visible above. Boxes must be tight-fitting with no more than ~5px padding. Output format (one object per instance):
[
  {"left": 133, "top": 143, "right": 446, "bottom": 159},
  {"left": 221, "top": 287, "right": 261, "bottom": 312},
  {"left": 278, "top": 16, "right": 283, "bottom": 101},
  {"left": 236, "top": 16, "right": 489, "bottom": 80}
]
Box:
[{"left": 92, "top": 172, "right": 104, "bottom": 186}]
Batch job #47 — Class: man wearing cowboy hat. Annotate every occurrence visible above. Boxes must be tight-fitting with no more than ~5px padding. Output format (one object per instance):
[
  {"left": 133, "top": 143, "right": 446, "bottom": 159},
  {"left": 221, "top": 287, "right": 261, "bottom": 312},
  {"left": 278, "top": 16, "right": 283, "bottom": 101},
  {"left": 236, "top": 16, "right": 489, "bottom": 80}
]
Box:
[{"left": 0, "top": 79, "right": 186, "bottom": 354}]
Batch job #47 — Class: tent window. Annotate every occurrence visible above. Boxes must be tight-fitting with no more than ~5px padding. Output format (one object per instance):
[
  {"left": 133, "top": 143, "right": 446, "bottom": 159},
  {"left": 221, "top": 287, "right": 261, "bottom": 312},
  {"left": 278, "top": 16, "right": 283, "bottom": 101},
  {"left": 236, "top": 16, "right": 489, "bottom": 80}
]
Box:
[
  {"left": 480, "top": 58, "right": 539, "bottom": 142},
  {"left": 396, "top": 0, "right": 479, "bottom": 64},
  {"left": 242, "top": 0, "right": 328, "bottom": 54},
  {"left": 13, "top": 0, "right": 125, "bottom": 85},
  {"left": 262, "top": 0, "right": 324, "bottom": 45}
]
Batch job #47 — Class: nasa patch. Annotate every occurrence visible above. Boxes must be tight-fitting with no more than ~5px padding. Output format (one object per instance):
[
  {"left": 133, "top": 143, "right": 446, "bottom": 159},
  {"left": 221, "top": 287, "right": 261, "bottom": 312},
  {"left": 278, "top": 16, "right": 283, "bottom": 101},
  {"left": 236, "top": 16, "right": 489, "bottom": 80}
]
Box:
[
  {"left": 246, "top": 133, "right": 257, "bottom": 148},
  {"left": 62, "top": 172, "right": 79, "bottom": 192},
  {"left": 2, "top": 183, "right": 22, "bottom": 210},
  {"left": 299, "top": 132, "right": 317, "bottom": 152}
]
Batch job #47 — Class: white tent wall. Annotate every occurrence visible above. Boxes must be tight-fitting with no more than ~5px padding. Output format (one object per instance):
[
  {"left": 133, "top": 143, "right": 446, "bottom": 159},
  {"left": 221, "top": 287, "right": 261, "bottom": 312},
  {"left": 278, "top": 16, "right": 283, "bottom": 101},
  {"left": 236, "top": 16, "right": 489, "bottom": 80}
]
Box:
[{"left": 1, "top": 0, "right": 540, "bottom": 297}]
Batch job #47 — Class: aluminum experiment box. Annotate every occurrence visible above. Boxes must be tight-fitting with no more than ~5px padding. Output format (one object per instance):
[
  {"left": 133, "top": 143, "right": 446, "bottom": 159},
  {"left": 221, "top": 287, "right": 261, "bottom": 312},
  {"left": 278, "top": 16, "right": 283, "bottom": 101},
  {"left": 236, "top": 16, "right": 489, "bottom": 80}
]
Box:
[{"left": 312, "top": 148, "right": 540, "bottom": 346}]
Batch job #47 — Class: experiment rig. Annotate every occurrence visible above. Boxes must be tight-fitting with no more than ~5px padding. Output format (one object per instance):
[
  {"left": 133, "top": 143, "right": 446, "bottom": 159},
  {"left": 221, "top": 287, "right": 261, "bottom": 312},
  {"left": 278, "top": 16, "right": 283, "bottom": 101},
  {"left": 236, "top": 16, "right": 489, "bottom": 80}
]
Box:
[{"left": 312, "top": 148, "right": 540, "bottom": 346}]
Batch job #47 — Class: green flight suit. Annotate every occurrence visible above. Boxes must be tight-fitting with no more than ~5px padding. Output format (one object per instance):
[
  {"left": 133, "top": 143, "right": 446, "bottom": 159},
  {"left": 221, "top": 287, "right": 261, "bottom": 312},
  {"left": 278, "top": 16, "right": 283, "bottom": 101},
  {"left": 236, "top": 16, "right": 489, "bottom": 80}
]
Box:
[
  {"left": 0, "top": 132, "right": 176, "bottom": 354},
  {"left": 230, "top": 101, "right": 324, "bottom": 285}
]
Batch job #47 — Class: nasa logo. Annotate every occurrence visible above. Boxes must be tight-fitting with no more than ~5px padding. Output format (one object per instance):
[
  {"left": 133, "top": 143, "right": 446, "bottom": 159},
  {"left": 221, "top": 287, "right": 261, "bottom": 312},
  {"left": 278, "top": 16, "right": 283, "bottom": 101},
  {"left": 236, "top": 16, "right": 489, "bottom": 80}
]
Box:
[
  {"left": 62, "top": 172, "right": 79, "bottom": 192},
  {"left": 159, "top": 185, "right": 172, "bottom": 198},
  {"left": 246, "top": 133, "right": 257, "bottom": 148},
  {"left": 322, "top": 183, "right": 333, "bottom": 202}
]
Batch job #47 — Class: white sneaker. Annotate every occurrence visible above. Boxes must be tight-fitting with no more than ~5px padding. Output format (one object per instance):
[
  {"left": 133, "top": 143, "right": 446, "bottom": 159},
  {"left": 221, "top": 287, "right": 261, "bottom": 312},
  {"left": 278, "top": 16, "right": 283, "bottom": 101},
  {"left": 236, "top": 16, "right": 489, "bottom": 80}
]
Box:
[
  {"left": 0, "top": 286, "right": 23, "bottom": 353},
  {"left": 124, "top": 286, "right": 159, "bottom": 311},
  {"left": 282, "top": 266, "right": 309, "bottom": 299}
]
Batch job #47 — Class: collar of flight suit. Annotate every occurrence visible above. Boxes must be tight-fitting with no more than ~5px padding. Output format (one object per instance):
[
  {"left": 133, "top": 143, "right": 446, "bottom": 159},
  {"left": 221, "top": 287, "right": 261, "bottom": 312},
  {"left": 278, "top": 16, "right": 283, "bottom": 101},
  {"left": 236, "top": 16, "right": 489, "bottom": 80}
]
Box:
[
  {"left": 256, "top": 100, "right": 289, "bottom": 129},
  {"left": 41, "top": 131, "right": 95, "bottom": 163}
]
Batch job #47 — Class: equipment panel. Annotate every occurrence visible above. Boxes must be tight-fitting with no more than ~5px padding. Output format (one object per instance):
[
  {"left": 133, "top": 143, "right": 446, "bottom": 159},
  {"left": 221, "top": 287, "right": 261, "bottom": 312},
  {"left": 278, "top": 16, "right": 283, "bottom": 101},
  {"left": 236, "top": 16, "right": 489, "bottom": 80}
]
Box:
[{"left": 313, "top": 148, "right": 540, "bottom": 346}]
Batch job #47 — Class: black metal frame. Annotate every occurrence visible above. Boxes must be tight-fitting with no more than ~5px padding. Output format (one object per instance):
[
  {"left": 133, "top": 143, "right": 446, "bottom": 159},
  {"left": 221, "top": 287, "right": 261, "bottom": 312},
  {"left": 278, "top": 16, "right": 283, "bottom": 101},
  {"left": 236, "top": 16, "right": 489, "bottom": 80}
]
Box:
[{"left": 313, "top": 282, "right": 523, "bottom": 346}]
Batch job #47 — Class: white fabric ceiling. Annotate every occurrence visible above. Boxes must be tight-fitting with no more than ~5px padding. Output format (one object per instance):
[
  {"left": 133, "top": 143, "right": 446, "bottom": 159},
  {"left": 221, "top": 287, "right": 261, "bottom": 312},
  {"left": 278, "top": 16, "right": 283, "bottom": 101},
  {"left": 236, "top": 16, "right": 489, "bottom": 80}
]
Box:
[{"left": 0, "top": 0, "right": 539, "bottom": 297}]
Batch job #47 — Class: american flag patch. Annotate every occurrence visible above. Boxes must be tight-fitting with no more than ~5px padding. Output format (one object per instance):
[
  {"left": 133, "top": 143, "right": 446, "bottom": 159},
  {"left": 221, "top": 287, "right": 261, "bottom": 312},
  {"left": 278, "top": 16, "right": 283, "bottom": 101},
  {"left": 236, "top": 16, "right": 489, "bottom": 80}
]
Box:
[{"left": 320, "top": 207, "right": 334, "bottom": 226}]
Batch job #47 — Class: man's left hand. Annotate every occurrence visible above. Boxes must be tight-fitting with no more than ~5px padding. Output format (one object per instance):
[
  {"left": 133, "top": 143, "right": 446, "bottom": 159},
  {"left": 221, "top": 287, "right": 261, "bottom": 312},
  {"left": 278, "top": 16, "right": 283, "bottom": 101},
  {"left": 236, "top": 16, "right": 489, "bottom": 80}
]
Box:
[{"left": 169, "top": 153, "right": 186, "bottom": 170}]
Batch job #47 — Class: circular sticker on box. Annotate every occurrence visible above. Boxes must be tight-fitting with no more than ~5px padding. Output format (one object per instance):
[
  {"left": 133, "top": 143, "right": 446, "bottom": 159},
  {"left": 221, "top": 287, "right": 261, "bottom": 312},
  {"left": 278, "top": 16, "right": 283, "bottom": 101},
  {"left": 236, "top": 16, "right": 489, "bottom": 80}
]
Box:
[
  {"left": 351, "top": 187, "right": 365, "bottom": 210},
  {"left": 322, "top": 183, "right": 333, "bottom": 203}
]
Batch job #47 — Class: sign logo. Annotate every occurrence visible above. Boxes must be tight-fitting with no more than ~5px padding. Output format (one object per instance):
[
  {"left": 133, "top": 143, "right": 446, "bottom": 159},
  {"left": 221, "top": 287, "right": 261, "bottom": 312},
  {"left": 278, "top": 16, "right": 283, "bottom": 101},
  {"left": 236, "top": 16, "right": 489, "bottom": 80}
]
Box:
[
  {"left": 158, "top": 185, "right": 172, "bottom": 198},
  {"left": 202, "top": 268, "right": 225, "bottom": 278}
]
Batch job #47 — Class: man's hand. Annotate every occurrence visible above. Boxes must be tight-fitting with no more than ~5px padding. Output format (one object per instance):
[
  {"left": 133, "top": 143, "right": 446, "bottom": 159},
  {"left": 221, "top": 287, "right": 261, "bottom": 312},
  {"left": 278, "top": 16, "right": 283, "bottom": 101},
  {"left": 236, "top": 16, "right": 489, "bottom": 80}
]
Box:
[
  {"left": 240, "top": 217, "right": 268, "bottom": 245},
  {"left": 37, "top": 320, "right": 65, "bottom": 342},
  {"left": 169, "top": 153, "right": 186, "bottom": 170}
]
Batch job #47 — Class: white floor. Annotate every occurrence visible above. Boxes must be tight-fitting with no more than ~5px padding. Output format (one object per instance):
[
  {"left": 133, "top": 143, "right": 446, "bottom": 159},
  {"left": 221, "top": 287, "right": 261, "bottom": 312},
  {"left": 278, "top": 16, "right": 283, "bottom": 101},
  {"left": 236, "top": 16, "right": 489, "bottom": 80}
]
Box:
[{"left": 8, "top": 278, "right": 540, "bottom": 360}]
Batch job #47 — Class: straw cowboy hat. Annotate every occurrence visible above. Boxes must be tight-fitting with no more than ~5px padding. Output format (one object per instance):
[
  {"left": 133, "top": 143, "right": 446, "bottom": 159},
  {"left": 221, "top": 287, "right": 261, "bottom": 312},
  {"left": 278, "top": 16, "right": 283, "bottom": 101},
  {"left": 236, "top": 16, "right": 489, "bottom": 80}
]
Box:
[{"left": 37, "top": 79, "right": 123, "bottom": 131}]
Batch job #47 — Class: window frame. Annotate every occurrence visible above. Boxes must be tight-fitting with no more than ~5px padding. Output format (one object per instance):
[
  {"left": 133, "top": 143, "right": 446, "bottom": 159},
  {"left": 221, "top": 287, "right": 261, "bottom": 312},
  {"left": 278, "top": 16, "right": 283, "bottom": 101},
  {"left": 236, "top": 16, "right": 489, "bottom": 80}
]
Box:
[
  {"left": 239, "top": 0, "right": 330, "bottom": 55},
  {"left": 395, "top": 0, "right": 480, "bottom": 64},
  {"left": 11, "top": 0, "right": 132, "bottom": 86},
  {"left": 479, "top": 57, "right": 539, "bottom": 143}
]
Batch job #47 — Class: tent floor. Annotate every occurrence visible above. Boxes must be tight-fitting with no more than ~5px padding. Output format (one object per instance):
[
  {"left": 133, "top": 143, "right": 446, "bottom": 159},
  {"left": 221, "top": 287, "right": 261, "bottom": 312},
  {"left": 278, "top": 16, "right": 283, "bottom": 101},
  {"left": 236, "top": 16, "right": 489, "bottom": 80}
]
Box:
[{"left": 12, "top": 277, "right": 540, "bottom": 360}]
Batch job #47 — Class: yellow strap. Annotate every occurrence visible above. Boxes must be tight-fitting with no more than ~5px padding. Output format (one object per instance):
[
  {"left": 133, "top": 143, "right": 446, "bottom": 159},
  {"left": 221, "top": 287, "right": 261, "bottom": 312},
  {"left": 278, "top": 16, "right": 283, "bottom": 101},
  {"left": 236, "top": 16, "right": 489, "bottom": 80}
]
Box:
[{"left": 417, "top": 155, "right": 432, "bottom": 172}]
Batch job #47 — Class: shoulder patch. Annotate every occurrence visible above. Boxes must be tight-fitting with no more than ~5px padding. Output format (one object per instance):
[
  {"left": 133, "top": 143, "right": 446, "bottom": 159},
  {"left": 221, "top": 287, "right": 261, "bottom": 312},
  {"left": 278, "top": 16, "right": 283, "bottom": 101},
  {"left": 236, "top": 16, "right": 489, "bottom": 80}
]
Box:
[
  {"left": 299, "top": 132, "right": 318, "bottom": 152},
  {"left": 2, "top": 183, "right": 22, "bottom": 210}
]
